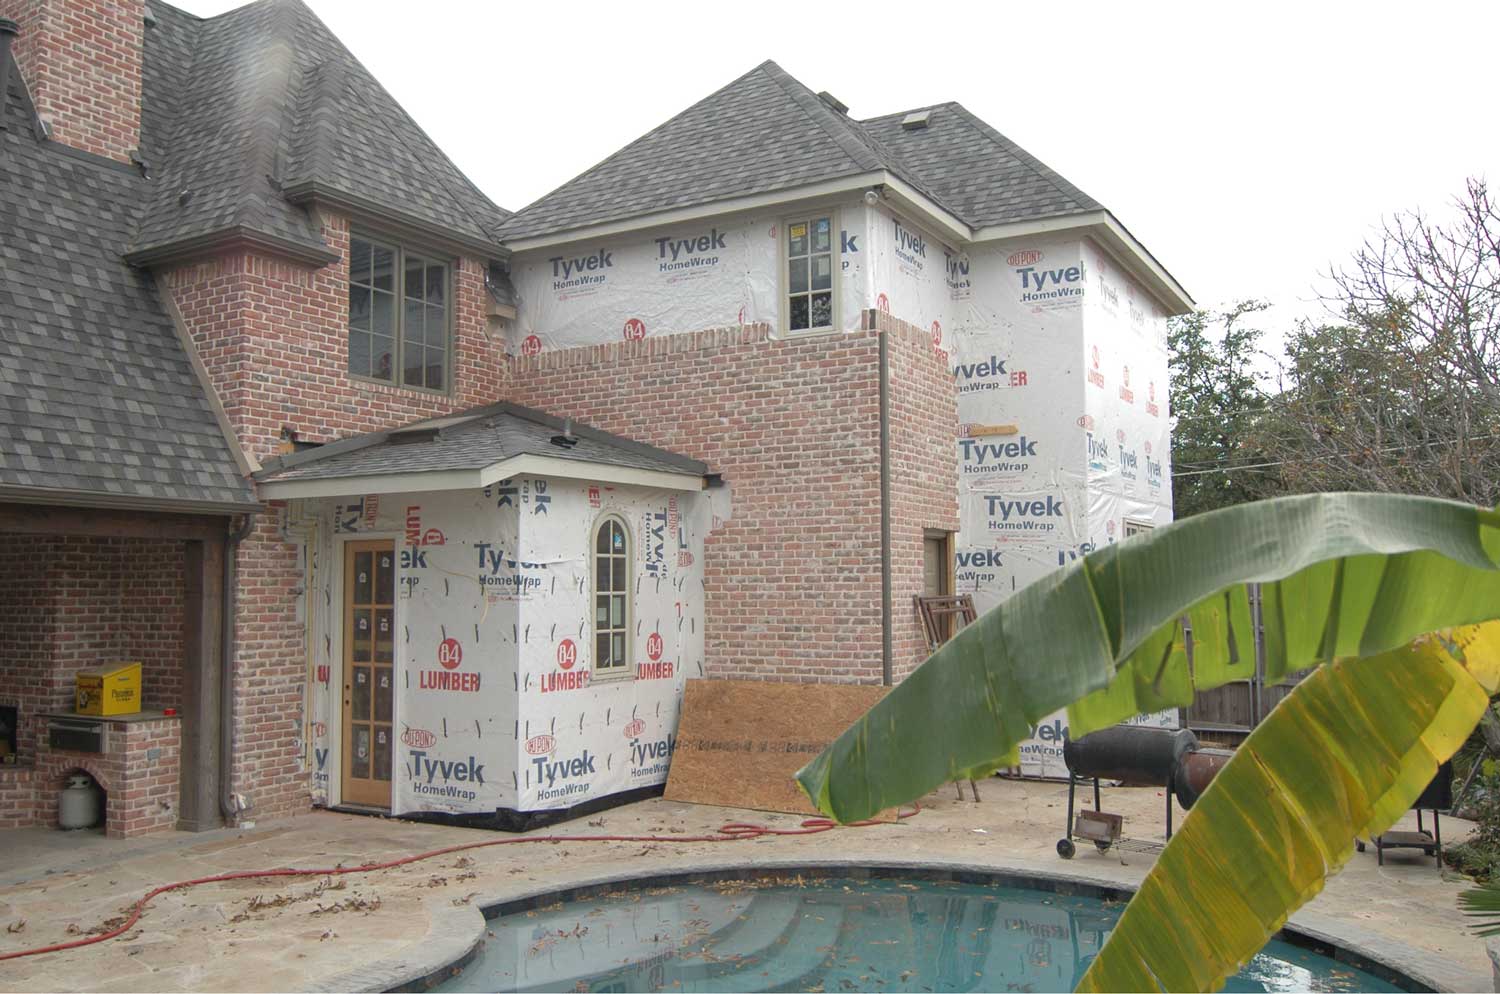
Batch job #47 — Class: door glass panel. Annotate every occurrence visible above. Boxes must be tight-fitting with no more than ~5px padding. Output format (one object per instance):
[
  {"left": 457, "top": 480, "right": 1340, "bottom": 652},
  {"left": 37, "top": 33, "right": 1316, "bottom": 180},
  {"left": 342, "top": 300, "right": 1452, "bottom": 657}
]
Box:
[
  {"left": 352, "top": 666, "right": 371, "bottom": 719},
  {"left": 373, "top": 728, "right": 391, "bottom": 781},
  {"left": 376, "top": 552, "right": 394, "bottom": 603},
  {"left": 374, "top": 669, "right": 392, "bottom": 722},
  {"left": 374, "top": 608, "right": 393, "bottom": 663},
  {"left": 354, "top": 552, "right": 373, "bottom": 603},
  {"left": 351, "top": 726, "right": 370, "bottom": 779},
  {"left": 352, "top": 608, "right": 372, "bottom": 661}
]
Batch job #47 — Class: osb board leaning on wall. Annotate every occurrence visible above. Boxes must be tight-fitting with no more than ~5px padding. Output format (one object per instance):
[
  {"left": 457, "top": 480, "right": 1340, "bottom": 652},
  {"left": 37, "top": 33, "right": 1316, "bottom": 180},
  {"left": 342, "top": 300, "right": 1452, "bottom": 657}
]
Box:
[{"left": 665, "top": 679, "right": 892, "bottom": 820}]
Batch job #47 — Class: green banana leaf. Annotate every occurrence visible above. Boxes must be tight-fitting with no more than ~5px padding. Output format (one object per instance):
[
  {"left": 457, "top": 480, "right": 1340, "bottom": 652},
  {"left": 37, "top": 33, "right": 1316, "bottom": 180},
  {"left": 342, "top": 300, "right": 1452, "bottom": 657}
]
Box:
[
  {"left": 795, "top": 493, "right": 1500, "bottom": 823},
  {"left": 1077, "top": 623, "right": 1500, "bottom": 991},
  {"left": 1459, "top": 877, "right": 1500, "bottom": 937}
]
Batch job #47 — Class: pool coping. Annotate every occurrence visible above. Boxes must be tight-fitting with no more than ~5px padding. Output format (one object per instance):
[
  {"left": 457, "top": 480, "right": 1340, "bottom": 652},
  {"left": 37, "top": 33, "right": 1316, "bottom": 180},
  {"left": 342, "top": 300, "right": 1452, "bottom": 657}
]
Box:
[{"left": 320, "top": 853, "right": 1460, "bottom": 993}]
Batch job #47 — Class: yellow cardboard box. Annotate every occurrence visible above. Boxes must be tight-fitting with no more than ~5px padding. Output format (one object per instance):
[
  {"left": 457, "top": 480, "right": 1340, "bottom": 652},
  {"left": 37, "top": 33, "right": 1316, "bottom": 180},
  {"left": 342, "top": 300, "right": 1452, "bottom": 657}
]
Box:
[{"left": 76, "top": 662, "right": 142, "bottom": 716}]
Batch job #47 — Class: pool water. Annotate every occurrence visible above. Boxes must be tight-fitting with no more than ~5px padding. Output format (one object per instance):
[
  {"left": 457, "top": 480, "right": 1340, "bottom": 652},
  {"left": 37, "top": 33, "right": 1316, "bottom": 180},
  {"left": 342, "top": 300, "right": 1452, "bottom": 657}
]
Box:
[{"left": 437, "top": 875, "right": 1403, "bottom": 993}]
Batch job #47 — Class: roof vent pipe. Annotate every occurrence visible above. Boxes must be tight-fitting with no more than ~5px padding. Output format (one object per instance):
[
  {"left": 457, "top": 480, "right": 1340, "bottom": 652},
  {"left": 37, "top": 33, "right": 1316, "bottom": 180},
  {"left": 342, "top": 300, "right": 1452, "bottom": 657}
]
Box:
[
  {"left": 0, "top": 18, "right": 19, "bottom": 133},
  {"left": 550, "top": 418, "right": 579, "bottom": 449}
]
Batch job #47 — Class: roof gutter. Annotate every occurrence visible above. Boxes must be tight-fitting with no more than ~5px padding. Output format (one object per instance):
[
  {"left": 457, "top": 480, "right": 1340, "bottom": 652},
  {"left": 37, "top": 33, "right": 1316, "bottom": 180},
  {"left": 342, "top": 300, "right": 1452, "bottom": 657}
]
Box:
[
  {"left": 125, "top": 225, "right": 341, "bottom": 270},
  {"left": 0, "top": 485, "right": 260, "bottom": 515}
]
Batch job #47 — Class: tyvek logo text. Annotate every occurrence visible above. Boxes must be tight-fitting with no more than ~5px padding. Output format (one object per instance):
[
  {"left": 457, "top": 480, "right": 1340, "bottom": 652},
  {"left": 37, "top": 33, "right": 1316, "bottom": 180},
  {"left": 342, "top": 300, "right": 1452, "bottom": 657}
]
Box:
[
  {"left": 408, "top": 750, "right": 484, "bottom": 802},
  {"left": 985, "top": 495, "right": 1064, "bottom": 534},
  {"left": 533, "top": 750, "right": 596, "bottom": 802},
  {"left": 959, "top": 436, "right": 1037, "bottom": 477},
  {"left": 629, "top": 733, "right": 677, "bottom": 779}
]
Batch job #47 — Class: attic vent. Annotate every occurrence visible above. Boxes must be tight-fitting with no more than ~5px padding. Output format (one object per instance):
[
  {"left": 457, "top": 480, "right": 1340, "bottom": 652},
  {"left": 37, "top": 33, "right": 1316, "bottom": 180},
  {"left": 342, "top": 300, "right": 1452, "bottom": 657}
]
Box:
[
  {"left": 901, "top": 110, "right": 932, "bottom": 131},
  {"left": 389, "top": 427, "right": 440, "bottom": 445},
  {"left": 817, "top": 91, "right": 849, "bottom": 116},
  {"left": 550, "top": 418, "right": 579, "bottom": 449}
]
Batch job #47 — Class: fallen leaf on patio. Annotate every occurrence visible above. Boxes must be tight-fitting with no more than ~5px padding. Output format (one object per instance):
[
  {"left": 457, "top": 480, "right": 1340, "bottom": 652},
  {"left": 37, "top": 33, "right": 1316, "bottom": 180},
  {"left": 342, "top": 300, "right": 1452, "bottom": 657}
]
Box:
[{"left": 6, "top": 920, "right": 23, "bottom": 933}]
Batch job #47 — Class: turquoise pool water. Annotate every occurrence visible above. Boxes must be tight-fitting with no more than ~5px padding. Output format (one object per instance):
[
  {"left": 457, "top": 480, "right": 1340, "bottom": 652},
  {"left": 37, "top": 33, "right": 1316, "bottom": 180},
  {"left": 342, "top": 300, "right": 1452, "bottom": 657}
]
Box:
[{"left": 436, "top": 874, "right": 1406, "bottom": 993}]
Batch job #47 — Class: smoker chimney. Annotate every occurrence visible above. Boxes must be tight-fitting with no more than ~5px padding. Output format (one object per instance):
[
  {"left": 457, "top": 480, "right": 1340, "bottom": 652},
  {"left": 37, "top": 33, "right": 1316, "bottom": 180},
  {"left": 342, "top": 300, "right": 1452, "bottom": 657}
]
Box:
[{"left": 0, "top": 18, "right": 18, "bottom": 133}]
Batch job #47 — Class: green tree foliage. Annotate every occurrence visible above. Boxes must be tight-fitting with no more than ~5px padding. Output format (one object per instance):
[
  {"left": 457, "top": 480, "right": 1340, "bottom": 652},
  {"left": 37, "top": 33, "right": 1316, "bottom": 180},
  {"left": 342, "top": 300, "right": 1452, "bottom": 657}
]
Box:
[{"left": 1167, "top": 300, "right": 1271, "bottom": 516}]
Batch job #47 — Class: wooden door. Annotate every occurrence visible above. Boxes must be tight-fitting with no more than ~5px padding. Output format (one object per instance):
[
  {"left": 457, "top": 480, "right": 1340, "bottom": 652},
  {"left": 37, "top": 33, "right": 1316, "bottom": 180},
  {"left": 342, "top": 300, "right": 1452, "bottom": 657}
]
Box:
[{"left": 342, "top": 540, "right": 395, "bottom": 808}]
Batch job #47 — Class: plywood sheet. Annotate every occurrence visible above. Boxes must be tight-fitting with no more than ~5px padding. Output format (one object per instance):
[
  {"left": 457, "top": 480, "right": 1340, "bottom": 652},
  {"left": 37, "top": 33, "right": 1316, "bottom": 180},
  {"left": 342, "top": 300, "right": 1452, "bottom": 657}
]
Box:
[{"left": 665, "top": 679, "right": 891, "bottom": 819}]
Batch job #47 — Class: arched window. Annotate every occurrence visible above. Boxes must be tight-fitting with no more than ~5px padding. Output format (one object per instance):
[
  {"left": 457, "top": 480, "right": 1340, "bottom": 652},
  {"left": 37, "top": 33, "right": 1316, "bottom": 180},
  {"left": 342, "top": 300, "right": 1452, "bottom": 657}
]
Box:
[{"left": 592, "top": 515, "right": 632, "bottom": 677}]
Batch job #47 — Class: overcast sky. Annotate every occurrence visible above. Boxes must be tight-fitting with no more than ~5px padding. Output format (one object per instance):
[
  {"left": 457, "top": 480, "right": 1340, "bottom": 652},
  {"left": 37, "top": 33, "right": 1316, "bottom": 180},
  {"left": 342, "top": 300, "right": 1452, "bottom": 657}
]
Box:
[{"left": 181, "top": 0, "right": 1500, "bottom": 335}]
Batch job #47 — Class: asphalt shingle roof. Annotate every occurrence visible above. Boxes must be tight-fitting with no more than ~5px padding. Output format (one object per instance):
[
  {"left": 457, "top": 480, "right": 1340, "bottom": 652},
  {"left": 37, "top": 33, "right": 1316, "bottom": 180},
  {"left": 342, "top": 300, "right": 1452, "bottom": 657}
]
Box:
[
  {"left": 0, "top": 67, "right": 258, "bottom": 510},
  {"left": 132, "top": 0, "right": 509, "bottom": 262},
  {"left": 257, "top": 404, "right": 708, "bottom": 485},
  {"left": 498, "top": 60, "right": 1100, "bottom": 241}
]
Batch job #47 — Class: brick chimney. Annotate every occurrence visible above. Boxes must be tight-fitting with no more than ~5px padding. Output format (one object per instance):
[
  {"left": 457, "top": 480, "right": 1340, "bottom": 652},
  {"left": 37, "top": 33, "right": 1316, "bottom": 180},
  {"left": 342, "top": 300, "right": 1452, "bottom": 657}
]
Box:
[{"left": 0, "top": 0, "right": 143, "bottom": 164}]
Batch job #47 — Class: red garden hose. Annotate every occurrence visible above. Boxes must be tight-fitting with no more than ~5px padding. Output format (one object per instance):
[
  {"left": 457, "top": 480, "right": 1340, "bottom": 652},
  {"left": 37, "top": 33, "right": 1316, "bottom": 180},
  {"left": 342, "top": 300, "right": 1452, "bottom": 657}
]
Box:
[{"left": 0, "top": 805, "right": 919, "bottom": 963}]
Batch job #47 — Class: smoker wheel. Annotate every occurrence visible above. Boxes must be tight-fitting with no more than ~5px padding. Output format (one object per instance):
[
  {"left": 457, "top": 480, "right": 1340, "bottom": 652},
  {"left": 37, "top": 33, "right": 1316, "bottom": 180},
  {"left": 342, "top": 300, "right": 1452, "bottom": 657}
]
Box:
[{"left": 1057, "top": 838, "right": 1076, "bottom": 859}]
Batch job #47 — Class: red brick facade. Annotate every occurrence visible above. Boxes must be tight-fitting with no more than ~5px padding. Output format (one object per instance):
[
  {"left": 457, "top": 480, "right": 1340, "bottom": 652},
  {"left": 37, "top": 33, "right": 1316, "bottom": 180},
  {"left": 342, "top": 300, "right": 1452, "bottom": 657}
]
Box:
[
  {"left": 0, "top": 0, "right": 143, "bottom": 164},
  {"left": 507, "top": 315, "right": 958, "bottom": 686}
]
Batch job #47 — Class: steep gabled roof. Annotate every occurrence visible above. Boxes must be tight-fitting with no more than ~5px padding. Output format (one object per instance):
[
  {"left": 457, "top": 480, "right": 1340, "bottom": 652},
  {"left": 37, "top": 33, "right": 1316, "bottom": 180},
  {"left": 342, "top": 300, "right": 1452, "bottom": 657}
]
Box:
[
  {"left": 0, "top": 66, "right": 257, "bottom": 512},
  {"left": 131, "top": 0, "right": 509, "bottom": 265},
  {"left": 498, "top": 60, "right": 1100, "bottom": 242},
  {"left": 497, "top": 61, "right": 889, "bottom": 241}
]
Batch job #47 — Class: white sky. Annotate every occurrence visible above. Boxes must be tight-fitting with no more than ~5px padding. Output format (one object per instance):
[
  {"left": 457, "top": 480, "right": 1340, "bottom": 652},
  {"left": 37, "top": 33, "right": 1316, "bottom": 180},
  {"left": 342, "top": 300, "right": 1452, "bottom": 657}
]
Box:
[{"left": 178, "top": 0, "right": 1500, "bottom": 333}]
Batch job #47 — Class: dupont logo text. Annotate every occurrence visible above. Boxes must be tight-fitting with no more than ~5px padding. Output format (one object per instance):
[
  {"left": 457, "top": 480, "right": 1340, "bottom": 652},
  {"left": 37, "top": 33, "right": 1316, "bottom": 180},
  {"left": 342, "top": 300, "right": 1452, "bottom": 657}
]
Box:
[
  {"left": 525, "top": 734, "right": 555, "bottom": 756},
  {"left": 401, "top": 727, "right": 437, "bottom": 749}
]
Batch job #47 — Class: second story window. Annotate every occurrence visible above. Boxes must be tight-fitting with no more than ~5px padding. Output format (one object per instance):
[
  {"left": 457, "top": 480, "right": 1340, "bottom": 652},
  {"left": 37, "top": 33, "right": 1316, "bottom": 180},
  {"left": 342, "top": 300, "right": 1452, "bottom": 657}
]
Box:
[
  {"left": 786, "top": 215, "right": 835, "bottom": 334},
  {"left": 348, "top": 234, "right": 450, "bottom": 392}
]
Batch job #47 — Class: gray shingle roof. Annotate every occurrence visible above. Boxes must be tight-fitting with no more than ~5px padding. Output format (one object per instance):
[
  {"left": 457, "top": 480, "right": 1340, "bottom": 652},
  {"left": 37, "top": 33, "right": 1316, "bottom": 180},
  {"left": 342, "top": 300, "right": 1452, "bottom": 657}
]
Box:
[
  {"left": 256, "top": 403, "right": 708, "bottom": 485},
  {"left": 131, "top": 0, "right": 509, "bottom": 263},
  {"left": 498, "top": 60, "right": 1100, "bottom": 241},
  {"left": 0, "top": 67, "right": 258, "bottom": 511}
]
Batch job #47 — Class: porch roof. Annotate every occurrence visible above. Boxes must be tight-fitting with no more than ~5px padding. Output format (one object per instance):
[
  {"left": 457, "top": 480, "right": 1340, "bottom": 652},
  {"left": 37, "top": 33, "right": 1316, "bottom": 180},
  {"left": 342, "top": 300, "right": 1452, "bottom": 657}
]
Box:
[{"left": 253, "top": 403, "right": 711, "bottom": 499}]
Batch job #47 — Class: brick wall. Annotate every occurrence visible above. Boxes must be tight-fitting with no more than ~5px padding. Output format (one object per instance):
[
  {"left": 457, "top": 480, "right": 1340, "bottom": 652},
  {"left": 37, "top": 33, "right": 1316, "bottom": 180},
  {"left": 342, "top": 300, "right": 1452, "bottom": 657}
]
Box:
[
  {"left": 877, "top": 312, "right": 961, "bottom": 681},
  {"left": 2, "top": 717, "right": 181, "bottom": 836},
  {"left": 0, "top": 534, "right": 184, "bottom": 766},
  {"left": 0, "top": 0, "right": 144, "bottom": 164},
  {"left": 509, "top": 320, "right": 956, "bottom": 685},
  {"left": 162, "top": 211, "right": 505, "bottom": 468}
]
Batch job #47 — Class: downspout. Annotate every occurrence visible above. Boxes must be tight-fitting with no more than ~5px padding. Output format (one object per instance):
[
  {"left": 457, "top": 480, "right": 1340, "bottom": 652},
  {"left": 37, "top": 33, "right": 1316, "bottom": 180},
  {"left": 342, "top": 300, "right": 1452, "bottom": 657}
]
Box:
[
  {"left": 221, "top": 512, "right": 255, "bottom": 820},
  {"left": 879, "top": 322, "right": 893, "bottom": 686}
]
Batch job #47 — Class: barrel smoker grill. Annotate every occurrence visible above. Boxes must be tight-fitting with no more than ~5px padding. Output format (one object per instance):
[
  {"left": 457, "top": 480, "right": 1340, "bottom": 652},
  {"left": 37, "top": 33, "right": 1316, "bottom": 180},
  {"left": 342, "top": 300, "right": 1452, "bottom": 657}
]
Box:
[{"left": 1058, "top": 725, "right": 1229, "bottom": 859}]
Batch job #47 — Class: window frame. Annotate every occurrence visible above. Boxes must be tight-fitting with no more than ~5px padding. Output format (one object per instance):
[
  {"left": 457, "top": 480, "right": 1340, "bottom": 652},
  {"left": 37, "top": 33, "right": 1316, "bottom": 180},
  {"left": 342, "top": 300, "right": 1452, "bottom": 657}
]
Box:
[
  {"left": 1122, "top": 518, "right": 1155, "bottom": 540},
  {"left": 589, "top": 513, "right": 635, "bottom": 683},
  {"left": 780, "top": 210, "right": 840, "bottom": 337},
  {"left": 346, "top": 229, "right": 455, "bottom": 396}
]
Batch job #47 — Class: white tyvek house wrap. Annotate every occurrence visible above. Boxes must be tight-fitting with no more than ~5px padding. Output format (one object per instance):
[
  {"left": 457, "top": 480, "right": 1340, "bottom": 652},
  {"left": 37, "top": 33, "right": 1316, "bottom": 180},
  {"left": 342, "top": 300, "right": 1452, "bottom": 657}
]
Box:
[
  {"left": 508, "top": 203, "right": 870, "bottom": 354},
  {"left": 945, "top": 236, "right": 1176, "bottom": 778},
  {"left": 297, "top": 480, "right": 711, "bottom": 816}
]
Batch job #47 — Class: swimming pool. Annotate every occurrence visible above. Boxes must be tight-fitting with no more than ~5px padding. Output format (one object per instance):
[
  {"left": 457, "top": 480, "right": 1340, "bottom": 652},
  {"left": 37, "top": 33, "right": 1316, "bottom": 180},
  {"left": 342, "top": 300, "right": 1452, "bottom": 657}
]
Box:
[{"left": 432, "top": 869, "right": 1417, "bottom": 993}]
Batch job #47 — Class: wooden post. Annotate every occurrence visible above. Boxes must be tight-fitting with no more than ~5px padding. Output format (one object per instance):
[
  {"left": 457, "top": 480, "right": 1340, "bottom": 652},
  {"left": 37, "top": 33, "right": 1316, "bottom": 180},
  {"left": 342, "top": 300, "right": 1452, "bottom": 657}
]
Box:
[{"left": 179, "top": 538, "right": 224, "bottom": 831}]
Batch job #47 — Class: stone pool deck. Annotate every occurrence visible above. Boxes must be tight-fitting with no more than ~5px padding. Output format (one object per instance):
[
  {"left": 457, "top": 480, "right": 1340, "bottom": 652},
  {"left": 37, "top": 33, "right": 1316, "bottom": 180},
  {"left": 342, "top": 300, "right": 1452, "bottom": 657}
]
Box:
[{"left": 0, "top": 778, "right": 1487, "bottom": 992}]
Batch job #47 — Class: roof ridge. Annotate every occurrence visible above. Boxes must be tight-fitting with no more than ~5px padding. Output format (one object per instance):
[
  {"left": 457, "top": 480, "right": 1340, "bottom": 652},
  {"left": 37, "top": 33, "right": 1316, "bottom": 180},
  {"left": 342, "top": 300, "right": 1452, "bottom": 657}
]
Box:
[{"left": 757, "top": 61, "right": 882, "bottom": 174}]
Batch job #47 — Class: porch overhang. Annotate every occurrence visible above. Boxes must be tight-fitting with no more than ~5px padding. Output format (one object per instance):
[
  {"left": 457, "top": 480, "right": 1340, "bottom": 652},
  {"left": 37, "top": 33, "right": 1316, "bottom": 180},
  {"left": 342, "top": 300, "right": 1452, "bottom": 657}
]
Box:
[{"left": 257, "top": 453, "right": 707, "bottom": 501}]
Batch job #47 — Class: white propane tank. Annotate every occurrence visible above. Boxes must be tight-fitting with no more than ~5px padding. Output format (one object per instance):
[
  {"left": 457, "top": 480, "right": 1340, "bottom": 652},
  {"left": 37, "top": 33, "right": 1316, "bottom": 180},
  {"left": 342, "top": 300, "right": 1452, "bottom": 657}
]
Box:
[{"left": 58, "top": 774, "right": 102, "bottom": 829}]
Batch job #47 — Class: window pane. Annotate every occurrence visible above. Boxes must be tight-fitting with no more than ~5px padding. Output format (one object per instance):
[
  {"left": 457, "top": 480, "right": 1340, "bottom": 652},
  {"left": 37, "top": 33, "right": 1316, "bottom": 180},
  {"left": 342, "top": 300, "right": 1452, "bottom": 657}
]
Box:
[
  {"left": 374, "top": 609, "right": 393, "bottom": 663},
  {"left": 610, "top": 595, "right": 625, "bottom": 627},
  {"left": 426, "top": 264, "right": 446, "bottom": 307},
  {"left": 425, "top": 347, "right": 445, "bottom": 391},
  {"left": 812, "top": 254, "right": 832, "bottom": 291},
  {"left": 788, "top": 222, "right": 808, "bottom": 257},
  {"left": 596, "top": 633, "right": 610, "bottom": 667},
  {"left": 349, "top": 285, "right": 371, "bottom": 330},
  {"left": 811, "top": 292, "right": 833, "bottom": 329},
  {"left": 371, "top": 289, "right": 394, "bottom": 336},
  {"left": 611, "top": 522, "right": 625, "bottom": 552},
  {"left": 371, "top": 334, "right": 394, "bottom": 381},
  {"left": 374, "top": 669, "right": 392, "bottom": 721},
  {"left": 596, "top": 595, "right": 609, "bottom": 626},
  {"left": 350, "top": 237, "right": 371, "bottom": 284},
  {"left": 612, "top": 633, "right": 625, "bottom": 666},
  {"left": 352, "top": 608, "right": 372, "bottom": 662},
  {"left": 354, "top": 553, "right": 373, "bottom": 601},
  {"left": 371, "top": 245, "right": 395, "bottom": 293},
  {"left": 352, "top": 666, "right": 371, "bottom": 718},
  {"left": 790, "top": 296, "right": 810, "bottom": 331},
  {"left": 348, "top": 330, "right": 371, "bottom": 378},
  {"left": 596, "top": 525, "right": 610, "bottom": 555},
  {"left": 789, "top": 257, "right": 809, "bottom": 294},
  {"left": 595, "top": 556, "right": 611, "bottom": 592},
  {"left": 376, "top": 551, "right": 394, "bottom": 603},
  {"left": 405, "top": 255, "right": 426, "bottom": 300},
  {"left": 351, "top": 725, "right": 370, "bottom": 779},
  {"left": 403, "top": 344, "right": 423, "bottom": 389},
  {"left": 611, "top": 556, "right": 626, "bottom": 591},
  {"left": 373, "top": 727, "right": 391, "bottom": 781},
  {"left": 404, "top": 297, "right": 426, "bottom": 348},
  {"left": 812, "top": 218, "right": 831, "bottom": 253}
]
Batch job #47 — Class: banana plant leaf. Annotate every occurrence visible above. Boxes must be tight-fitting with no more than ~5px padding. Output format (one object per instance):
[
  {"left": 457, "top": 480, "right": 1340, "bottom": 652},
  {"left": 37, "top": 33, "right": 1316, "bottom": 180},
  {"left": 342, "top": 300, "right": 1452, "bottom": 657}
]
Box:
[
  {"left": 795, "top": 493, "right": 1500, "bottom": 823},
  {"left": 1076, "top": 623, "right": 1500, "bottom": 991},
  {"left": 1459, "top": 878, "right": 1500, "bottom": 937}
]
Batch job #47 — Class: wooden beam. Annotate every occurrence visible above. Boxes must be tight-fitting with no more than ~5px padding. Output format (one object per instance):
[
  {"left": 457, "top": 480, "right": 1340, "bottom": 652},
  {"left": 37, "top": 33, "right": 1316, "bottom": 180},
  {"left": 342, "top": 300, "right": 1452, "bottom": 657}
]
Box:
[
  {"left": 179, "top": 538, "right": 225, "bottom": 831},
  {"left": 0, "top": 504, "right": 230, "bottom": 541}
]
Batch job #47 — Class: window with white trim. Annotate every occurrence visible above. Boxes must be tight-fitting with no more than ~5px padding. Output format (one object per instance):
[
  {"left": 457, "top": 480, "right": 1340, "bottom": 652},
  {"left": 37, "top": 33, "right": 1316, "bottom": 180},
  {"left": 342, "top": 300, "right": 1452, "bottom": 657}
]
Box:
[
  {"left": 347, "top": 233, "right": 450, "bottom": 392},
  {"left": 592, "top": 515, "right": 632, "bottom": 677},
  {"left": 785, "top": 214, "right": 836, "bottom": 334}
]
